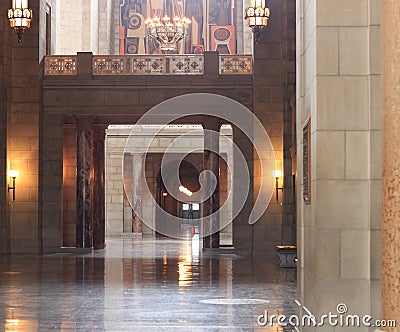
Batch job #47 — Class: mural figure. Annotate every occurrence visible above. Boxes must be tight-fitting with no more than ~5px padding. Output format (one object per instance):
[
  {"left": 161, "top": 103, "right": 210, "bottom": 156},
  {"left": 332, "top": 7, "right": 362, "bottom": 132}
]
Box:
[
  {"left": 121, "top": 0, "right": 146, "bottom": 54},
  {"left": 122, "top": 0, "right": 143, "bottom": 25},
  {"left": 118, "top": 0, "right": 234, "bottom": 54},
  {"left": 209, "top": 0, "right": 231, "bottom": 25},
  {"left": 185, "top": 0, "right": 204, "bottom": 52}
]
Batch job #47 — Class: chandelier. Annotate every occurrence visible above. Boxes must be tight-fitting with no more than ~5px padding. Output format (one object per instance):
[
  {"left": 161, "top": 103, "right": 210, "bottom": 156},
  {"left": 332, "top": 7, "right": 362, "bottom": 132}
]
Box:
[
  {"left": 244, "top": 0, "right": 270, "bottom": 41},
  {"left": 145, "top": 15, "right": 191, "bottom": 52},
  {"left": 8, "top": 0, "right": 33, "bottom": 46}
]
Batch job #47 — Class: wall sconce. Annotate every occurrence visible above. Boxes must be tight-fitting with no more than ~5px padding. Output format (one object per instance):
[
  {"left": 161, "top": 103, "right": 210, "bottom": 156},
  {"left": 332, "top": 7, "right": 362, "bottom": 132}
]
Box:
[
  {"left": 8, "top": 170, "right": 18, "bottom": 201},
  {"left": 8, "top": 0, "right": 33, "bottom": 46},
  {"left": 244, "top": 0, "right": 270, "bottom": 42},
  {"left": 273, "top": 170, "right": 283, "bottom": 202}
]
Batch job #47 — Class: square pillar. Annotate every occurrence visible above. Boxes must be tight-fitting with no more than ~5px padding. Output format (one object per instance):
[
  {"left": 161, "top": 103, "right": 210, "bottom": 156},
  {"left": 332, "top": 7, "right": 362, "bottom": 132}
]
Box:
[
  {"left": 202, "top": 118, "right": 221, "bottom": 249},
  {"left": 76, "top": 116, "right": 94, "bottom": 248}
]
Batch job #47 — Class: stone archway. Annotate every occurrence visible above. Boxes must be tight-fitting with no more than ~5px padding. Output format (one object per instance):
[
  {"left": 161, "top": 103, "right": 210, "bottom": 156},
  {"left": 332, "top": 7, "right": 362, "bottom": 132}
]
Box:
[{"left": 56, "top": 92, "right": 276, "bottom": 256}]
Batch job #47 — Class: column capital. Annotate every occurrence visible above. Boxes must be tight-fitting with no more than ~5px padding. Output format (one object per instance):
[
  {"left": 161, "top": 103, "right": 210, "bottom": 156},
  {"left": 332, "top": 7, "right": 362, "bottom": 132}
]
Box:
[
  {"left": 202, "top": 117, "right": 222, "bottom": 131},
  {"left": 93, "top": 124, "right": 107, "bottom": 140},
  {"left": 93, "top": 124, "right": 108, "bottom": 131},
  {"left": 75, "top": 115, "right": 94, "bottom": 130}
]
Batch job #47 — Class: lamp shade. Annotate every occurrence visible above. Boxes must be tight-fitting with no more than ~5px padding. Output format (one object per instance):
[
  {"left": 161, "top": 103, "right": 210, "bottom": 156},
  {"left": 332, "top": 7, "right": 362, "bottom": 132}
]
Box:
[
  {"left": 9, "top": 170, "right": 19, "bottom": 178},
  {"left": 272, "top": 170, "right": 282, "bottom": 178},
  {"left": 8, "top": 0, "right": 32, "bottom": 45}
]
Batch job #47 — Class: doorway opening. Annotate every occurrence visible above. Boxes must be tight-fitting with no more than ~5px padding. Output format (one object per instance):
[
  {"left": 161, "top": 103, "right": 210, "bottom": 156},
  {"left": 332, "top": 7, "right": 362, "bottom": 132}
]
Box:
[{"left": 104, "top": 124, "right": 233, "bottom": 246}]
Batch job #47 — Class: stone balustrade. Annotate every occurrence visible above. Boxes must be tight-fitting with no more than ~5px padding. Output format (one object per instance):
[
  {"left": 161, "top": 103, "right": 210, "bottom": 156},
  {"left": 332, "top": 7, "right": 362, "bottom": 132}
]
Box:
[{"left": 44, "top": 53, "right": 252, "bottom": 76}]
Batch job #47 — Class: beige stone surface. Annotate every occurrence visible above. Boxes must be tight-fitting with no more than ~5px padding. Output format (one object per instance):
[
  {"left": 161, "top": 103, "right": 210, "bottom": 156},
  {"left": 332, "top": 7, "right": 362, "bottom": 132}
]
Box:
[
  {"left": 316, "top": 28, "right": 338, "bottom": 75},
  {"left": 316, "top": 0, "right": 368, "bottom": 27},
  {"left": 370, "top": 179, "right": 382, "bottom": 230},
  {"left": 304, "top": 33, "right": 316, "bottom": 93},
  {"left": 315, "top": 130, "right": 345, "bottom": 179},
  {"left": 340, "top": 230, "right": 370, "bottom": 279},
  {"left": 339, "top": 27, "right": 369, "bottom": 75},
  {"left": 316, "top": 180, "right": 369, "bottom": 229},
  {"left": 370, "top": 74, "right": 383, "bottom": 130},
  {"left": 316, "top": 76, "right": 369, "bottom": 131},
  {"left": 370, "top": 0, "right": 381, "bottom": 26},
  {"left": 371, "top": 229, "right": 382, "bottom": 281},
  {"left": 314, "top": 279, "right": 371, "bottom": 316},
  {"left": 345, "top": 131, "right": 369, "bottom": 179},
  {"left": 370, "top": 130, "right": 383, "bottom": 180},
  {"left": 315, "top": 229, "right": 340, "bottom": 279},
  {"left": 370, "top": 26, "right": 382, "bottom": 75}
]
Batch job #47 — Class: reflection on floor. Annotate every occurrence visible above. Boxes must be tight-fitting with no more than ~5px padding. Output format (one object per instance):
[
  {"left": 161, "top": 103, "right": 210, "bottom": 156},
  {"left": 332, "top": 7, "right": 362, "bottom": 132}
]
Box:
[{"left": 0, "top": 236, "right": 297, "bottom": 331}]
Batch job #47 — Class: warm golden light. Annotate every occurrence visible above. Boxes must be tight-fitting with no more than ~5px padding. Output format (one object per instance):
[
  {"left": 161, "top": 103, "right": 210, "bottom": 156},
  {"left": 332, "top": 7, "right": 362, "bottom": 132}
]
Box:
[
  {"left": 244, "top": 0, "right": 270, "bottom": 41},
  {"left": 146, "top": 13, "right": 191, "bottom": 51},
  {"left": 178, "top": 242, "right": 193, "bottom": 287},
  {"left": 8, "top": 0, "right": 32, "bottom": 45},
  {"left": 5, "top": 318, "right": 19, "bottom": 326},
  {"left": 8, "top": 170, "right": 18, "bottom": 200},
  {"left": 5, "top": 308, "right": 20, "bottom": 332},
  {"left": 272, "top": 170, "right": 282, "bottom": 178},
  {"left": 273, "top": 170, "right": 283, "bottom": 202},
  {"left": 9, "top": 170, "right": 19, "bottom": 178}
]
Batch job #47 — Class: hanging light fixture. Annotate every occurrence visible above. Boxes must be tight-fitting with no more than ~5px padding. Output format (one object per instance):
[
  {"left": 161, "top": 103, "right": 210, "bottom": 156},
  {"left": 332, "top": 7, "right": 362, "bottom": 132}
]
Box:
[
  {"left": 145, "top": 14, "right": 191, "bottom": 52},
  {"left": 8, "top": 0, "right": 33, "bottom": 46},
  {"left": 244, "top": 0, "right": 270, "bottom": 42}
]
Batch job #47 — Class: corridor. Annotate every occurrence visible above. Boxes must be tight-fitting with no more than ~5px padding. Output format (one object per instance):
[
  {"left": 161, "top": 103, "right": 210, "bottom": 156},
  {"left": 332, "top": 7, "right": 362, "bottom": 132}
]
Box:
[{"left": 0, "top": 237, "right": 296, "bottom": 331}]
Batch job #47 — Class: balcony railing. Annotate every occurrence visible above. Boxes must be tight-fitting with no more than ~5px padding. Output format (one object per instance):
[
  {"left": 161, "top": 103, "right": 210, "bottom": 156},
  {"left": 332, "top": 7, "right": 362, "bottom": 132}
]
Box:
[
  {"left": 44, "top": 56, "right": 77, "bottom": 75},
  {"left": 44, "top": 54, "right": 252, "bottom": 76},
  {"left": 219, "top": 55, "right": 253, "bottom": 75},
  {"left": 92, "top": 55, "right": 204, "bottom": 75}
]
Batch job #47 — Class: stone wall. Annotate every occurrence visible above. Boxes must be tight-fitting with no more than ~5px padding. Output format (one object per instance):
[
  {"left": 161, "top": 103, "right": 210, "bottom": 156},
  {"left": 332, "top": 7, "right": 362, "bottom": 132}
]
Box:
[
  {"left": 0, "top": 1, "right": 12, "bottom": 254},
  {"left": 252, "top": 0, "right": 296, "bottom": 256},
  {"left": 296, "top": 0, "right": 382, "bottom": 326},
  {"left": 63, "top": 126, "right": 77, "bottom": 247},
  {"left": 57, "top": 0, "right": 107, "bottom": 54},
  {"left": 38, "top": 0, "right": 58, "bottom": 57},
  {"left": 105, "top": 132, "right": 124, "bottom": 236},
  {"left": 40, "top": 0, "right": 66, "bottom": 249},
  {"left": 57, "top": 0, "right": 83, "bottom": 54},
  {"left": 89, "top": 0, "right": 100, "bottom": 53},
  {"left": 99, "top": 0, "right": 115, "bottom": 54},
  {"left": 112, "top": 0, "right": 121, "bottom": 54},
  {"left": 282, "top": 0, "right": 296, "bottom": 247},
  {"left": 4, "top": 0, "right": 43, "bottom": 254}
]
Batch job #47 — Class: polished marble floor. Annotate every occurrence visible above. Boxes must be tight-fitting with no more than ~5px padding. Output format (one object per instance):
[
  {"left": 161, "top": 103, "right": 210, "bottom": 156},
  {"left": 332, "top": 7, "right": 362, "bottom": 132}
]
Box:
[{"left": 0, "top": 236, "right": 297, "bottom": 331}]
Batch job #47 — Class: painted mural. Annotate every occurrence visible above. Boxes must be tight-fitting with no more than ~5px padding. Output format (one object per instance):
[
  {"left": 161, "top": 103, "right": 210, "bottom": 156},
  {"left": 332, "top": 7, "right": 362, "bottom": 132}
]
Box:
[{"left": 119, "top": 0, "right": 237, "bottom": 54}]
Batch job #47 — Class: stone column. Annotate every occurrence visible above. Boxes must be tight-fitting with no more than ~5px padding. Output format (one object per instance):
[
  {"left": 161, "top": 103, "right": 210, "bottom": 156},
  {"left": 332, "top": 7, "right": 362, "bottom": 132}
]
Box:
[
  {"left": 76, "top": 116, "right": 94, "bottom": 248},
  {"left": 381, "top": 0, "right": 400, "bottom": 328},
  {"left": 93, "top": 125, "right": 106, "bottom": 249},
  {"left": 202, "top": 119, "right": 221, "bottom": 249},
  {"left": 131, "top": 153, "right": 143, "bottom": 234}
]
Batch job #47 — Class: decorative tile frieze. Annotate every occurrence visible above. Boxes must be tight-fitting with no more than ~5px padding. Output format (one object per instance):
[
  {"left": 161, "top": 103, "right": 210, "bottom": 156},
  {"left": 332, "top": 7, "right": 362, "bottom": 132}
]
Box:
[
  {"left": 219, "top": 55, "right": 253, "bottom": 74},
  {"left": 44, "top": 56, "right": 77, "bottom": 75}
]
